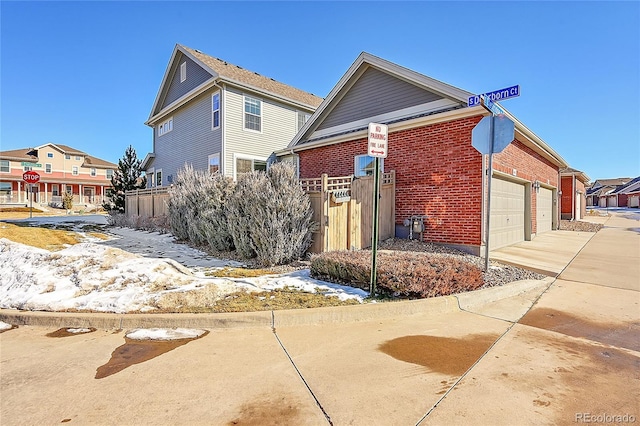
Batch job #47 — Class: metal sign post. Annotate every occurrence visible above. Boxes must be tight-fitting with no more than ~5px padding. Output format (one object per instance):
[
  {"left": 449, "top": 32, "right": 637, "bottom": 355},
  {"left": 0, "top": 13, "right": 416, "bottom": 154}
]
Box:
[
  {"left": 368, "top": 123, "right": 388, "bottom": 296},
  {"left": 23, "top": 171, "right": 41, "bottom": 219},
  {"left": 470, "top": 92, "right": 516, "bottom": 271}
]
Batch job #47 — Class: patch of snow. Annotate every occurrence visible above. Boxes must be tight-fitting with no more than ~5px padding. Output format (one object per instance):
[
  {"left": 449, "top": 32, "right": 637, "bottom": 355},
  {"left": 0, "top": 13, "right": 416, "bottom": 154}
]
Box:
[
  {"left": 67, "top": 328, "right": 92, "bottom": 334},
  {"left": 0, "top": 321, "right": 12, "bottom": 331},
  {"left": 126, "top": 328, "right": 206, "bottom": 340},
  {"left": 0, "top": 217, "right": 366, "bottom": 314}
]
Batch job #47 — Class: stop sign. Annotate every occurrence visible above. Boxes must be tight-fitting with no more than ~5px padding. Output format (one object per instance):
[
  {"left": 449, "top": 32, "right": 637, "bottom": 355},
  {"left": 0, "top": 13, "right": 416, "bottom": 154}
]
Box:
[{"left": 23, "top": 170, "right": 41, "bottom": 183}]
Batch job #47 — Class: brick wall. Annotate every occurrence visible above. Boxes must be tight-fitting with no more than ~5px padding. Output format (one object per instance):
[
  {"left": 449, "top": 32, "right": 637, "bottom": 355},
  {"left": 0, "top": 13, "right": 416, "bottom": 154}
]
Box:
[
  {"left": 561, "top": 176, "right": 574, "bottom": 215},
  {"left": 298, "top": 114, "right": 559, "bottom": 248}
]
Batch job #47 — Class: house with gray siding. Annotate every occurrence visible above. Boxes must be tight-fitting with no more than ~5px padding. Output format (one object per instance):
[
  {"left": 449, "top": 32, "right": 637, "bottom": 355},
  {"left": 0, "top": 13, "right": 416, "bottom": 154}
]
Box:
[{"left": 142, "top": 44, "right": 323, "bottom": 186}]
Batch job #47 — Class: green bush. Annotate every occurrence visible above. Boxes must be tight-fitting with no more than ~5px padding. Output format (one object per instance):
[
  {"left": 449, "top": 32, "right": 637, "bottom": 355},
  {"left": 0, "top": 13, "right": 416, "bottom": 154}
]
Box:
[{"left": 310, "top": 251, "right": 484, "bottom": 298}]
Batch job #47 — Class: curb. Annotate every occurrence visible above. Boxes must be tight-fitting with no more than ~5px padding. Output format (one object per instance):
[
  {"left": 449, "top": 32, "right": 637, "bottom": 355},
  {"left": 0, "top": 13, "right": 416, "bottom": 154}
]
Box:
[{"left": 0, "top": 278, "right": 552, "bottom": 330}]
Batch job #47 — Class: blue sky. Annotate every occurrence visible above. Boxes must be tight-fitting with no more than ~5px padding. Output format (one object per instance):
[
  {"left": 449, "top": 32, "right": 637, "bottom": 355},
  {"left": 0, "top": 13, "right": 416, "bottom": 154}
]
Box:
[{"left": 2, "top": 1, "right": 638, "bottom": 180}]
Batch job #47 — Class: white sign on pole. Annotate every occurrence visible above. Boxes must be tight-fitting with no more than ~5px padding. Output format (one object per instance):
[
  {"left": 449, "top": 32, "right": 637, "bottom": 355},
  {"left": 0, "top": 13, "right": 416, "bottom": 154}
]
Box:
[{"left": 368, "top": 123, "right": 388, "bottom": 158}]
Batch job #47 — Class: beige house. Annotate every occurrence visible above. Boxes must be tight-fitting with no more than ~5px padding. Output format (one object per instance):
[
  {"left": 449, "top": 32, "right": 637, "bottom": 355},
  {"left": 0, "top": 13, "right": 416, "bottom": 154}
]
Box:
[{"left": 0, "top": 143, "right": 116, "bottom": 208}]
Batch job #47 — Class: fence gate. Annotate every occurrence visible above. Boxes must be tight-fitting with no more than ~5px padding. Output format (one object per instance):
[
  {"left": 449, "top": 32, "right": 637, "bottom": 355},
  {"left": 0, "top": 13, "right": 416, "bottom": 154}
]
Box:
[{"left": 301, "top": 171, "right": 395, "bottom": 253}]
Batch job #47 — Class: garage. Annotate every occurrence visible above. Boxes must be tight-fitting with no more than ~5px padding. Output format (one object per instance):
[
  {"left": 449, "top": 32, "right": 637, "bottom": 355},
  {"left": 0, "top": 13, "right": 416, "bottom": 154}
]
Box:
[
  {"left": 490, "top": 177, "right": 525, "bottom": 250},
  {"left": 536, "top": 187, "right": 553, "bottom": 234},
  {"left": 629, "top": 195, "right": 639, "bottom": 208}
]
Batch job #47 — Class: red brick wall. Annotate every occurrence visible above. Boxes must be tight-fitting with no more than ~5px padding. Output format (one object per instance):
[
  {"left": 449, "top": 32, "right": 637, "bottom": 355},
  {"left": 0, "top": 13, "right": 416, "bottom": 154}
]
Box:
[
  {"left": 298, "top": 114, "right": 559, "bottom": 247},
  {"left": 561, "top": 176, "right": 574, "bottom": 215}
]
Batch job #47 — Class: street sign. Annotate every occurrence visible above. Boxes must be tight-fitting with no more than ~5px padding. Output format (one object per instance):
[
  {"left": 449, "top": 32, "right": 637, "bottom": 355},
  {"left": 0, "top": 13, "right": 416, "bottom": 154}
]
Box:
[
  {"left": 368, "top": 123, "right": 388, "bottom": 158},
  {"left": 468, "top": 85, "right": 520, "bottom": 107},
  {"left": 471, "top": 115, "right": 515, "bottom": 155},
  {"left": 23, "top": 171, "right": 40, "bottom": 183},
  {"left": 480, "top": 95, "right": 505, "bottom": 116},
  {"left": 492, "top": 114, "right": 515, "bottom": 153}
]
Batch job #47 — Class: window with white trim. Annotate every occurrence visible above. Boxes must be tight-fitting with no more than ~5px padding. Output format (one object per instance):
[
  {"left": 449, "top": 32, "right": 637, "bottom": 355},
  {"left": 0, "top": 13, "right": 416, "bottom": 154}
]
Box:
[
  {"left": 72, "top": 166, "right": 79, "bottom": 176},
  {"left": 354, "top": 154, "right": 384, "bottom": 177},
  {"left": 45, "top": 163, "right": 52, "bottom": 174},
  {"left": 0, "top": 182, "right": 11, "bottom": 195},
  {"left": 208, "top": 153, "right": 220, "bottom": 174},
  {"left": 90, "top": 168, "right": 96, "bottom": 177},
  {"left": 244, "top": 96, "right": 262, "bottom": 132},
  {"left": 180, "top": 62, "right": 186, "bottom": 82},
  {"left": 65, "top": 154, "right": 71, "bottom": 160},
  {"left": 158, "top": 117, "right": 173, "bottom": 136},
  {"left": 148, "top": 168, "right": 155, "bottom": 187},
  {"left": 235, "top": 156, "right": 266, "bottom": 180},
  {"left": 75, "top": 156, "right": 81, "bottom": 161},
  {"left": 65, "top": 185, "right": 72, "bottom": 194},
  {"left": 212, "top": 92, "right": 220, "bottom": 129},
  {"left": 297, "top": 111, "right": 311, "bottom": 132},
  {"left": 47, "top": 152, "right": 54, "bottom": 158},
  {"left": 106, "top": 169, "right": 114, "bottom": 180},
  {"left": 52, "top": 184, "right": 59, "bottom": 196},
  {"left": 156, "top": 169, "right": 162, "bottom": 187},
  {"left": 0, "top": 160, "right": 9, "bottom": 173}
]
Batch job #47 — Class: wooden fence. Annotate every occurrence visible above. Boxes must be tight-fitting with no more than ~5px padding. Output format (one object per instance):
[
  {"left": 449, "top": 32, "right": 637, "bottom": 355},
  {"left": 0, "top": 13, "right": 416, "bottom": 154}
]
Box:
[
  {"left": 125, "top": 187, "right": 170, "bottom": 219},
  {"left": 301, "top": 171, "right": 396, "bottom": 253},
  {"left": 124, "top": 171, "right": 396, "bottom": 254}
]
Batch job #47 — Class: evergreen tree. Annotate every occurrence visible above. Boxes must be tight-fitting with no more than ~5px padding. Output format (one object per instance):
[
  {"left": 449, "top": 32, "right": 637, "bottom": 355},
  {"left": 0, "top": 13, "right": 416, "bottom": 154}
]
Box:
[{"left": 104, "top": 145, "right": 147, "bottom": 213}]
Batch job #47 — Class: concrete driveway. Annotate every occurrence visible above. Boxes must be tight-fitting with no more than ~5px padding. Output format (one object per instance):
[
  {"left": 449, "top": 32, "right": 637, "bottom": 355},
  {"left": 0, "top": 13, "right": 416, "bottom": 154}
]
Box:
[{"left": 1, "top": 211, "right": 638, "bottom": 425}]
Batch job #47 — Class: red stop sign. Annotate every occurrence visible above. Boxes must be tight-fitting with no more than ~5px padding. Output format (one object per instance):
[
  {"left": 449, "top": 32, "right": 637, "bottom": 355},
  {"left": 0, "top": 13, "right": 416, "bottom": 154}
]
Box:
[{"left": 23, "top": 171, "right": 41, "bottom": 183}]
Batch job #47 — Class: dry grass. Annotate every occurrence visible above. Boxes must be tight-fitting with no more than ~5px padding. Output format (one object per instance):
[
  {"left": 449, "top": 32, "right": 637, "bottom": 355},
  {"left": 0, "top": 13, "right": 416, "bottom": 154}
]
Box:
[
  {"left": 205, "top": 267, "right": 277, "bottom": 278},
  {"left": 0, "top": 222, "right": 83, "bottom": 250},
  {"left": 153, "top": 286, "right": 358, "bottom": 313}
]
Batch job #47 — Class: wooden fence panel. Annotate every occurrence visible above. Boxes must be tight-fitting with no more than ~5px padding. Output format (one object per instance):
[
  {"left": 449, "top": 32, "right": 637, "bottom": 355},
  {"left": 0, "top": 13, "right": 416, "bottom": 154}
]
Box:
[{"left": 125, "top": 188, "right": 169, "bottom": 218}]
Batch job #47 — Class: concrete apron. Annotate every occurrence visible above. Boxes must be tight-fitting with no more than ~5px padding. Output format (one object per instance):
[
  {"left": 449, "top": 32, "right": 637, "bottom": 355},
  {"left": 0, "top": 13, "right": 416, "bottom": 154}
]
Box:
[{"left": 489, "top": 229, "right": 597, "bottom": 277}]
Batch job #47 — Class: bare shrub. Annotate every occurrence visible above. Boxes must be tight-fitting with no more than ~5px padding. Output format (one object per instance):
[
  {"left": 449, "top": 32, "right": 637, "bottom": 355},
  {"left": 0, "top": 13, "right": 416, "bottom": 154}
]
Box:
[
  {"left": 310, "top": 250, "right": 484, "bottom": 298},
  {"left": 199, "top": 174, "right": 236, "bottom": 251},
  {"left": 226, "top": 163, "right": 316, "bottom": 266},
  {"left": 167, "top": 164, "right": 203, "bottom": 242}
]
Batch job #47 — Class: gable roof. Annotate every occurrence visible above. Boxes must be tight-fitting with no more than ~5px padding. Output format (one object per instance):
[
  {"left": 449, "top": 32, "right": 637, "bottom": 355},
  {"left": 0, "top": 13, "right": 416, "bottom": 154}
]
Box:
[
  {"left": 284, "top": 52, "right": 568, "bottom": 168},
  {"left": 147, "top": 44, "right": 323, "bottom": 124},
  {"left": 0, "top": 148, "right": 39, "bottom": 162},
  {"left": 591, "top": 177, "right": 631, "bottom": 188},
  {"left": 611, "top": 176, "right": 640, "bottom": 195},
  {"left": 1, "top": 143, "right": 116, "bottom": 169},
  {"left": 560, "top": 167, "right": 591, "bottom": 184}
]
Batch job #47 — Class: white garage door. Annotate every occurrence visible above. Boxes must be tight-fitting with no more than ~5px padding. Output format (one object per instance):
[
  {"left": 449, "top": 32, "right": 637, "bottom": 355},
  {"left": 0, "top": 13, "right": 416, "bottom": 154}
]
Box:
[
  {"left": 490, "top": 177, "right": 525, "bottom": 250},
  {"left": 536, "top": 187, "right": 553, "bottom": 234},
  {"left": 629, "top": 195, "right": 640, "bottom": 208}
]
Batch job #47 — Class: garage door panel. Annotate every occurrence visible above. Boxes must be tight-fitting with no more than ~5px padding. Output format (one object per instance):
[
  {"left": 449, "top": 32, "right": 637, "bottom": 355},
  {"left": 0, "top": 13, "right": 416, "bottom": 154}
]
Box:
[
  {"left": 536, "top": 187, "right": 553, "bottom": 234},
  {"left": 490, "top": 178, "right": 525, "bottom": 250}
]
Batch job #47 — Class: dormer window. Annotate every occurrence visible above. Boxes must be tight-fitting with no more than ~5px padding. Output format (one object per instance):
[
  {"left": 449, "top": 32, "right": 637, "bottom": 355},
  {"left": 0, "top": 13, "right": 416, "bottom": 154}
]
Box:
[{"left": 180, "top": 62, "right": 186, "bottom": 82}]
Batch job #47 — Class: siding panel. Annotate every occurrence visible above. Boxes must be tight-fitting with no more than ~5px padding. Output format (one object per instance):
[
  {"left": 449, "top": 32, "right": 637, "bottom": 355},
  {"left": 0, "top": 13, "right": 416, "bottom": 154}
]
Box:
[
  {"left": 317, "top": 67, "right": 443, "bottom": 130},
  {"left": 161, "top": 54, "right": 212, "bottom": 110},
  {"left": 153, "top": 91, "right": 221, "bottom": 185}
]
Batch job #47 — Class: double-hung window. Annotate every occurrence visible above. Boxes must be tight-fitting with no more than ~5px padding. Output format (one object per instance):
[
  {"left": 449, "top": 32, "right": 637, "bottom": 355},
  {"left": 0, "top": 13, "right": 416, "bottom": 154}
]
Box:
[
  {"left": 0, "top": 160, "right": 9, "bottom": 173},
  {"left": 45, "top": 164, "right": 52, "bottom": 174},
  {"left": 235, "top": 155, "right": 266, "bottom": 180},
  {"left": 244, "top": 96, "right": 261, "bottom": 132},
  {"left": 354, "top": 154, "right": 383, "bottom": 177},
  {"left": 72, "top": 166, "right": 79, "bottom": 176},
  {"left": 212, "top": 92, "right": 221, "bottom": 129},
  {"left": 106, "top": 169, "right": 114, "bottom": 180},
  {"left": 297, "top": 111, "right": 311, "bottom": 132},
  {"left": 156, "top": 169, "right": 163, "bottom": 187},
  {"left": 208, "top": 153, "right": 220, "bottom": 174},
  {"left": 90, "top": 168, "right": 96, "bottom": 177}
]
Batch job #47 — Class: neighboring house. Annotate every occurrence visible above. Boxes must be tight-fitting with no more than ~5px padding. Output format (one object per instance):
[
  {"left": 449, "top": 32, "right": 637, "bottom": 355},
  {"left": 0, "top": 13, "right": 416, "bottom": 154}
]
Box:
[
  {"left": 277, "top": 52, "right": 569, "bottom": 255},
  {"left": 606, "top": 176, "right": 640, "bottom": 208},
  {"left": 142, "top": 44, "right": 323, "bottom": 186},
  {"left": 586, "top": 177, "right": 630, "bottom": 207},
  {"left": 560, "top": 167, "right": 590, "bottom": 220},
  {"left": 0, "top": 143, "right": 116, "bottom": 207}
]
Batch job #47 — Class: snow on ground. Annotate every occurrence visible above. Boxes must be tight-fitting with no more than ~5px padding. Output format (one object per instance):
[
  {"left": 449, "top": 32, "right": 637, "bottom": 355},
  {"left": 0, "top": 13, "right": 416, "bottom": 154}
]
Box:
[
  {"left": 0, "top": 321, "right": 12, "bottom": 331},
  {"left": 0, "top": 215, "right": 367, "bottom": 313},
  {"left": 126, "top": 328, "right": 207, "bottom": 340}
]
